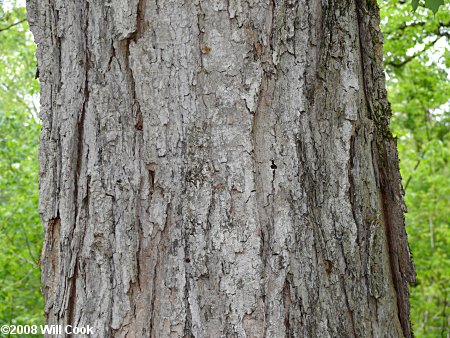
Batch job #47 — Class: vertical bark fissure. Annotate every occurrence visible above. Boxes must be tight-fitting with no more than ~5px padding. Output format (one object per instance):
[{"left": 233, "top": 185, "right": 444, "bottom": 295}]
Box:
[
  {"left": 183, "top": 266, "right": 193, "bottom": 338},
  {"left": 283, "top": 277, "right": 292, "bottom": 338},
  {"left": 66, "top": 259, "right": 78, "bottom": 329},
  {"left": 348, "top": 122, "right": 358, "bottom": 237},
  {"left": 148, "top": 240, "right": 160, "bottom": 337},
  {"left": 72, "top": 0, "right": 90, "bottom": 242},
  {"left": 42, "top": 214, "right": 61, "bottom": 317},
  {"left": 66, "top": 0, "right": 90, "bottom": 328},
  {"left": 340, "top": 275, "right": 357, "bottom": 338},
  {"left": 354, "top": 0, "right": 373, "bottom": 121},
  {"left": 252, "top": 75, "right": 274, "bottom": 336}
]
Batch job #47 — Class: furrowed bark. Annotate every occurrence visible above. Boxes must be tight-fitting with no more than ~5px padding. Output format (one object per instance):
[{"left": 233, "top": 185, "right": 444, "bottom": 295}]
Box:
[{"left": 27, "top": 0, "right": 415, "bottom": 336}]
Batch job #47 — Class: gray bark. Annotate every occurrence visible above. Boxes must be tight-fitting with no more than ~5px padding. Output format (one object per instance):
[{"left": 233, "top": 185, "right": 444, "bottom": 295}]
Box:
[{"left": 27, "top": 0, "right": 415, "bottom": 337}]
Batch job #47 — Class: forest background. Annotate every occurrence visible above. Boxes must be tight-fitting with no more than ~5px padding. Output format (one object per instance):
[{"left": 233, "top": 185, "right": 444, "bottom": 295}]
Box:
[{"left": 0, "top": 0, "right": 448, "bottom": 336}]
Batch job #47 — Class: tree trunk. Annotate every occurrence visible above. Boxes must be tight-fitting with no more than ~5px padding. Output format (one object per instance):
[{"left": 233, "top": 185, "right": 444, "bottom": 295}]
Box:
[{"left": 27, "top": 0, "right": 415, "bottom": 336}]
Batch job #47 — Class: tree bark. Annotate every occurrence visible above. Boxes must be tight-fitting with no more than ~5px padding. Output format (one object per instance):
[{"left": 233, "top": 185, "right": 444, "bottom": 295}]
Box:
[{"left": 27, "top": 0, "right": 415, "bottom": 337}]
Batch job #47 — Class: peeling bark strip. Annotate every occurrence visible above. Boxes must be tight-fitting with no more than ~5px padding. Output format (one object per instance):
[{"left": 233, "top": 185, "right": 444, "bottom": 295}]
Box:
[{"left": 28, "top": 0, "right": 415, "bottom": 337}]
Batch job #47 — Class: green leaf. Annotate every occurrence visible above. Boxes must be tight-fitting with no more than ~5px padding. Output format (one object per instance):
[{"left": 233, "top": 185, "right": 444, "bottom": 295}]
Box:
[
  {"left": 412, "top": 0, "right": 420, "bottom": 11},
  {"left": 425, "top": 0, "right": 444, "bottom": 13}
]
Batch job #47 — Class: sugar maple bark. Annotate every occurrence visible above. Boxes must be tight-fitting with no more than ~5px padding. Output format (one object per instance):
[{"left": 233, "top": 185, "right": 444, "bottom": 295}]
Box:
[{"left": 27, "top": 0, "right": 415, "bottom": 336}]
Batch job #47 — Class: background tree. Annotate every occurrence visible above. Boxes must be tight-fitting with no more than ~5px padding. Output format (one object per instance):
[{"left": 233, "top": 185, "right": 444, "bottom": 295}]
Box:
[{"left": 0, "top": 0, "right": 43, "bottom": 331}]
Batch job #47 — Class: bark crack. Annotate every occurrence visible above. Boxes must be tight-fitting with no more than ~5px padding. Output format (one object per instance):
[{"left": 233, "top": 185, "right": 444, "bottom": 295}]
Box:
[
  {"left": 340, "top": 275, "right": 357, "bottom": 338},
  {"left": 348, "top": 121, "right": 359, "bottom": 244},
  {"left": 73, "top": 0, "right": 90, "bottom": 241},
  {"left": 66, "top": 262, "right": 78, "bottom": 322}
]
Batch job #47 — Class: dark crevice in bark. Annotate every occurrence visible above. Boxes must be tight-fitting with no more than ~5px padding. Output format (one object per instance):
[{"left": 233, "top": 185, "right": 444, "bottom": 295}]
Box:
[
  {"left": 51, "top": 6, "right": 62, "bottom": 93},
  {"left": 148, "top": 247, "right": 159, "bottom": 337},
  {"left": 66, "top": 258, "right": 78, "bottom": 329},
  {"left": 107, "top": 41, "right": 116, "bottom": 72},
  {"left": 133, "top": 0, "right": 147, "bottom": 42},
  {"left": 82, "top": 175, "right": 91, "bottom": 225},
  {"left": 72, "top": 0, "right": 90, "bottom": 244},
  {"left": 121, "top": 38, "right": 142, "bottom": 134},
  {"left": 183, "top": 241, "right": 193, "bottom": 337},
  {"left": 134, "top": 104, "right": 143, "bottom": 131},
  {"left": 348, "top": 121, "right": 359, "bottom": 240},
  {"left": 195, "top": 2, "right": 207, "bottom": 71},
  {"left": 42, "top": 214, "right": 61, "bottom": 316},
  {"left": 66, "top": 3, "right": 90, "bottom": 327},
  {"left": 55, "top": 35, "right": 62, "bottom": 92},
  {"left": 120, "top": 4, "right": 147, "bottom": 317},
  {"left": 283, "top": 276, "right": 292, "bottom": 338},
  {"left": 267, "top": 0, "right": 278, "bottom": 75},
  {"left": 354, "top": 4, "right": 373, "bottom": 122},
  {"left": 182, "top": 254, "right": 194, "bottom": 336},
  {"left": 340, "top": 275, "right": 357, "bottom": 338},
  {"left": 76, "top": 70, "right": 89, "bottom": 183},
  {"left": 121, "top": 0, "right": 145, "bottom": 134},
  {"left": 145, "top": 163, "right": 157, "bottom": 195},
  {"left": 133, "top": 224, "right": 142, "bottom": 293}
]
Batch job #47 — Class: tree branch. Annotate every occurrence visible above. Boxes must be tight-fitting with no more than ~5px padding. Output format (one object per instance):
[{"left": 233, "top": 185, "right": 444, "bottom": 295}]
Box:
[
  {"left": 384, "top": 21, "right": 427, "bottom": 36},
  {"left": 385, "top": 21, "right": 450, "bottom": 68},
  {"left": 404, "top": 152, "right": 425, "bottom": 191},
  {"left": 385, "top": 36, "right": 440, "bottom": 68},
  {"left": 0, "top": 18, "right": 26, "bottom": 33}
]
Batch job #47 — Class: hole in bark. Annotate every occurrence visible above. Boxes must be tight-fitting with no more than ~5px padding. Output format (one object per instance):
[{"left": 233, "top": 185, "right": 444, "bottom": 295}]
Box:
[
  {"left": 185, "top": 258, "right": 191, "bottom": 263},
  {"left": 145, "top": 163, "right": 157, "bottom": 191},
  {"left": 324, "top": 260, "right": 333, "bottom": 274},
  {"left": 270, "top": 160, "right": 277, "bottom": 170},
  {"left": 134, "top": 102, "right": 143, "bottom": 130},
  {"left": 148, "top": 170, "right": 155, "bottom": 191},
  {"left": 135, "top": 121, "right": 143, "bottom": 130}
]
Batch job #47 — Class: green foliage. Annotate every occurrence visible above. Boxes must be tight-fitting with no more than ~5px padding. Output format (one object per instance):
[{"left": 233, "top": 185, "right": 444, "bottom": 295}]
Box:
[
  {"left": 382, "top": 1, "right": 450, "bottom": 336},
  {"left": 411, "top": 0, "right": 446, "bottom": 14},
  {"left": 0, "top": 1, "right": 43, "bottom": 334},
  {"left": 427, "top": 0, "right": 444, "bottom": 14}
]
